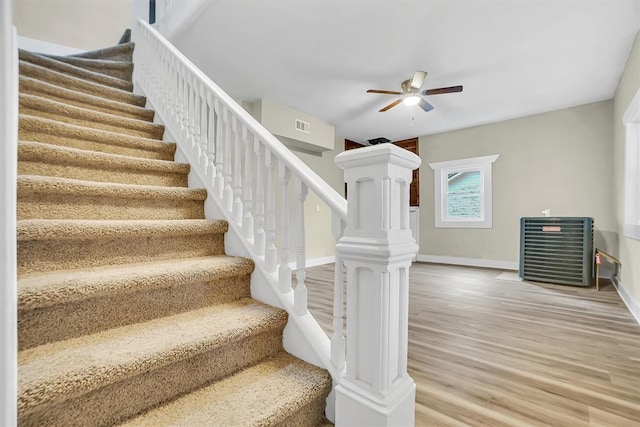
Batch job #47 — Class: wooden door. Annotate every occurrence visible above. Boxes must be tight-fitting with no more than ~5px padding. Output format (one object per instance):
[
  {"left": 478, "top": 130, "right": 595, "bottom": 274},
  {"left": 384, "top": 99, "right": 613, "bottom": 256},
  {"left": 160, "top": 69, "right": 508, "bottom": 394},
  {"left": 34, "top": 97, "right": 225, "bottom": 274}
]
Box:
[{"left": 392, "top": 138, "right": 419, "bottom": 206}]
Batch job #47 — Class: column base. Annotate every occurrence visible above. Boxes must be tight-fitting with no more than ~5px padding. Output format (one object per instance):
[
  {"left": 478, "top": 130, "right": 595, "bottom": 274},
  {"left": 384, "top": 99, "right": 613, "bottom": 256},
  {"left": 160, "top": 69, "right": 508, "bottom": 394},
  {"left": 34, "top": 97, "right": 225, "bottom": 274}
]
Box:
[{"left": 335, "top": 378, "right": 415, "bottom": 427}]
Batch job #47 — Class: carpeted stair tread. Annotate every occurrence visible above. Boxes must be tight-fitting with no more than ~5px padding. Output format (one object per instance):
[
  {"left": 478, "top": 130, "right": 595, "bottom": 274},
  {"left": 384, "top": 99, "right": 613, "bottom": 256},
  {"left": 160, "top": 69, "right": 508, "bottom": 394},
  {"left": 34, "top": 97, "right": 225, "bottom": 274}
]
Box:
[
  {"left": 20, "top": 93, "right": 164, "bottom": 139},
  {"left": 20, "top": 76, "right": 154, "bottom": 121},
  {"left": 19, "top": 61, "right": 145, "bottom": 107},
  {"left": 17, "top": 218, "right": 227, "bottom": 242},
  {"left": 18, "top": 298, "right": 288, "bottom": 416},
  {"left": 40, "top": 54, "right": 133, "bottom": 81},
  {"left": 70, "top": 42, "right": 134, "bottom": 62},
  {"left": 17, "top": 175, "right": 207, "bottom": 220},
  {"left": 18, "top": 140, "right": 189, "bottom": 187},
  {"left": 19, "top": 115, "right": 175, "bottom": 160},
  {"left": 19, "top": 49, "right": 133, "bottom": 91},
  {"left": 18, "top": 256, "right": 254, "bottom": 349},
  {"left": 121, "top": 352, "right": 332, "bottom": 427},
  {"left": 19, "top": 255, "right": 254, "bottom": 311},
  {"left": 17, "top": 219, "right": 228, "bottom": 275}
]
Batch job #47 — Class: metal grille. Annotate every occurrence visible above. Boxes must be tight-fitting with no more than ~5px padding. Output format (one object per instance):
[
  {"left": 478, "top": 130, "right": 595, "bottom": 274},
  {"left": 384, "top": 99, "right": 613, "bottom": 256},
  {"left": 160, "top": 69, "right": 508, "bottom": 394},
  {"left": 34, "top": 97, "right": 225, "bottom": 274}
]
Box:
[{"left": 519, "top": 217, "right": 594, "bottom": 286}]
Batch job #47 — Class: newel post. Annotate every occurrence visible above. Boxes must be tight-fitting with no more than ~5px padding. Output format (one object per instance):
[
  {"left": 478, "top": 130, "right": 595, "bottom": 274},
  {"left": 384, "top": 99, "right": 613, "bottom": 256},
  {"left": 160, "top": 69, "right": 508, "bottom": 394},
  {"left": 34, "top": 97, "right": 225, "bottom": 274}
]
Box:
[{"left": 334, "top": 144, "right": 420, "bottom": 427}]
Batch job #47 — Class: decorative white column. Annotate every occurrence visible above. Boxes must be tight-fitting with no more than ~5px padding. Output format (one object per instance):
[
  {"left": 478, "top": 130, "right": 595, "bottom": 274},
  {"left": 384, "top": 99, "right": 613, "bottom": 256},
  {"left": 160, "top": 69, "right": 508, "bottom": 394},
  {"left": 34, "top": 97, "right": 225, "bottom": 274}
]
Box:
[{"left": 334, "top": 144, "right": 420, "bottom": 427}]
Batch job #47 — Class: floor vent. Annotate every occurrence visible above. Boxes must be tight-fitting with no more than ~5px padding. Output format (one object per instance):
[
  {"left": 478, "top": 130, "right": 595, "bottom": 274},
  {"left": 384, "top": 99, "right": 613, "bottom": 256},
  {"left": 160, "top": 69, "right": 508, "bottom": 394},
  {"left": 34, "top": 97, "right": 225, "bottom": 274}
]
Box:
[{"left": 519, "top": 217, "right": 594, "bottom": 286}]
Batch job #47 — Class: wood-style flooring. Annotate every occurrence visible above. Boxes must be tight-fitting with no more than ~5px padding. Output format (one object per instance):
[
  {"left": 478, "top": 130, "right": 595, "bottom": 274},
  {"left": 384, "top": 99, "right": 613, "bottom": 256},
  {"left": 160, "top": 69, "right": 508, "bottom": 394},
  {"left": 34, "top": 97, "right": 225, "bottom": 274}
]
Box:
[{"left": 304, "top": 262, "right": 640, "bottom": 426}]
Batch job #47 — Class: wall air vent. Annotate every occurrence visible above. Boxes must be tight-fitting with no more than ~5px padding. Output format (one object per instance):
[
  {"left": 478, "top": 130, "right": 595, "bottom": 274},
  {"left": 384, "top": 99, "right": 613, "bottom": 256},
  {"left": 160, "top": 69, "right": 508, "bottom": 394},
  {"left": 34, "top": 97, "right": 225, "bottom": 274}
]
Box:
[
  {"left": 519, "top": 217, "right": 594, "bottom": 287},
  {"left": 295, "top": 119, "right": 311, "bottom": 134}
]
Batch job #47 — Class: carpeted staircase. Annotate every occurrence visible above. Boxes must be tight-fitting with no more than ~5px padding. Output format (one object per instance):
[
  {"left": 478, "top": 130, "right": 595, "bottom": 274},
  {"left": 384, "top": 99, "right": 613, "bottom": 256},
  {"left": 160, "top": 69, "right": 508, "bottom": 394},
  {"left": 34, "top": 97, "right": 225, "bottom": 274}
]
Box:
[{"left": 16, "top": 35, "right": 331, "bottom": 426}]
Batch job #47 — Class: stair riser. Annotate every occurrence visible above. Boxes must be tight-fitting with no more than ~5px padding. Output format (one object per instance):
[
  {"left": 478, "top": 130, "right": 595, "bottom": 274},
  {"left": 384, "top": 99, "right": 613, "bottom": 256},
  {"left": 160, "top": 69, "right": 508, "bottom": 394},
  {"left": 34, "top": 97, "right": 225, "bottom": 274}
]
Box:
[
  {"left": 54, "top": 61, "right": 132, "bottom": 81},
  {"left": 20, "top": 106, "right": 163, "bottom": 140},
  {"left": 19, "top": 329, "right": 285, "bottom": 427},
  {"left": 71, "top": 43, "right": 134, "bottom": 62},
  {"left": 41, "top": 55, "right": 134, "bottom": 81},
  {"left": 18, "top": 194, "right": 205, "bottom": 221},
  {"left": 18, "top": 160, "right": 188, "bottom": 187},
  {"left": 19, "top": 274, "right": 251, "bottom": 350},
  {"left": 18, "top": 234, "right": 224, "bottom": 276},
  {"left": 279, "top": 394, "right": 331, "bottom": 427},
  {"left": 19, "top": 62, "right": 145, "bottom": 107},
  {"left": 20, "top": 81, "right": 154, "bottom": 121},
  {"left": 19, "top": 129, "right": 174, "bottom": 161},
  {"left": 19, "top": 51, "right": 133, "bottom": 92}
]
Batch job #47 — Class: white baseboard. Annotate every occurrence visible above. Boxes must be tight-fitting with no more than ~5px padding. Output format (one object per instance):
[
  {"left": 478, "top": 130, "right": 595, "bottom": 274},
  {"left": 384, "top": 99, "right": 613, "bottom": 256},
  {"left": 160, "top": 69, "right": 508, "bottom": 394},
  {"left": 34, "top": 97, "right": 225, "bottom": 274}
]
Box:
[
  {"left": 612, "top": 277, "right": 640, "bottom": 326},
  {"left": 17, "top": 36, "right": 83, "bottom": 55},
  {"left": 289, "top": 256, "right": 336, "bottom": 271},
  {"left": 416, "top": 254, "right": 519, "bottom": 271}
]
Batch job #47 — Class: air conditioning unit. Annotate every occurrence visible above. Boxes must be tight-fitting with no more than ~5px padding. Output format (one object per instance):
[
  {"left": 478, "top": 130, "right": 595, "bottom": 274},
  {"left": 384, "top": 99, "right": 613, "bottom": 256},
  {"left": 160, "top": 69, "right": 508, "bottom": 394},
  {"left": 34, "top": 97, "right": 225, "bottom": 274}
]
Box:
[{"left": 519, "top": 217, "right": 594, "bottom": 286}]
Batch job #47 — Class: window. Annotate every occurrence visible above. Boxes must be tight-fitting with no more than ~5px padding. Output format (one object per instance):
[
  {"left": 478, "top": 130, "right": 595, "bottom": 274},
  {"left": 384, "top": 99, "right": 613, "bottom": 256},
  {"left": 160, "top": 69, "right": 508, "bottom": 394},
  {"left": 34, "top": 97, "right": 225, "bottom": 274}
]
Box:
[
  {"left": 429, "top": 154, "right": 499, "bottom": 228},
  {"left": 623, "top": 88, "right": 640, "bottom": 240}
]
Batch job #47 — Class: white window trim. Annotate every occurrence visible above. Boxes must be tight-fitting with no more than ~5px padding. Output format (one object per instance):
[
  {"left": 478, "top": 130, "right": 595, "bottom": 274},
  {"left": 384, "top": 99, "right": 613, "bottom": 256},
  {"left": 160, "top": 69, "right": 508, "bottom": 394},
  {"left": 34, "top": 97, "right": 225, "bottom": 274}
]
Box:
[
  {"left": 622, "top": 87, "right": 640, "bottom": 240},
  {"left": 429, "top": 154, "right": 499, "bottom": 228}
]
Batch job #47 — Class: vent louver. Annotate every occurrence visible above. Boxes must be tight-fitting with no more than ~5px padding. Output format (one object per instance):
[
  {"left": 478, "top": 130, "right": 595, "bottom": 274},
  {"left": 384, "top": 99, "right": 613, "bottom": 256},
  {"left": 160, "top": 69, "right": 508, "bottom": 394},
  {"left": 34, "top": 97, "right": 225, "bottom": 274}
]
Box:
[
  {"left": 519, "top": 217, "right": 594, "bottom": 287},
  {"left": 294, "top": 119, "right": 311, "bottom": 134}
]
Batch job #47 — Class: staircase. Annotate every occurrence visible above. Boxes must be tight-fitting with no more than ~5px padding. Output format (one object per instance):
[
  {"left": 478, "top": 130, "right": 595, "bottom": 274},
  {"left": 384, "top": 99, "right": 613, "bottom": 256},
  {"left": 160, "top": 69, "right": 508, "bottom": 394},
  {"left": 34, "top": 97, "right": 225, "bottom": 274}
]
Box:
[{"left": 16, "top": 35, "right": 331, "bottom": 426}]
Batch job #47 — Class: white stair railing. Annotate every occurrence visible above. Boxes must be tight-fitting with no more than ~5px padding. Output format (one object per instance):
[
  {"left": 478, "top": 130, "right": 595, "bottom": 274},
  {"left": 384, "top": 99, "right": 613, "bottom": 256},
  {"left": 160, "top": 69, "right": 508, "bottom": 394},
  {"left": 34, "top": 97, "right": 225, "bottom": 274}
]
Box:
[{"left": 134, "top": 19, "right": 419, "bottom": 425}]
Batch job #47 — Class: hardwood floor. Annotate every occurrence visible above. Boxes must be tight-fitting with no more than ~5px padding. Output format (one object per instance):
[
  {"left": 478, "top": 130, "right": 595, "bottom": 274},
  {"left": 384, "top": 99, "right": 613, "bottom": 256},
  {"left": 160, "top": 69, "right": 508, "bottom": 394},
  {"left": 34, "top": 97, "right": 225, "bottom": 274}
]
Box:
[{"left": 304, "top": 262, "right": 640, "bottom": 426}]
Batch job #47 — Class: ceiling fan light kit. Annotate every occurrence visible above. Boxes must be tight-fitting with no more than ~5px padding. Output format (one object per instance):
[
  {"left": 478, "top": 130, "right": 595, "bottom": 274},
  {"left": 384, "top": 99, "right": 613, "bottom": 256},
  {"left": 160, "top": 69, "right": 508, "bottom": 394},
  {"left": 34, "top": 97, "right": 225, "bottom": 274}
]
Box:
[
  {"left": 367, "top": 70, "right": 463, "bottom": 113},
  {"left": 403, "top": 95, "right": 421, "bottom": 106}
]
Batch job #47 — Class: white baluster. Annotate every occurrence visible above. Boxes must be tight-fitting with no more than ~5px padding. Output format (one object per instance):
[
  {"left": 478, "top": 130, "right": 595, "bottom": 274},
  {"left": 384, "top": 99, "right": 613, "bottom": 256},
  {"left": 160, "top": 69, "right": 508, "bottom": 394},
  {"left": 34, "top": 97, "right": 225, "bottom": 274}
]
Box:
[
  {"left": 264, "top": 149, "right": 277, "bottom": 272},
  {"left": 189, "top": 81, "right": 199, "bottom": 160},
  {"left": 294, "top": 180, "right": 308, "bottom": 316},
  {"left": 207, "top": 94, "right": 216, "bottom": 181},
  {"left": 214, "top": 102, "right": 224, "bottom": 199},
  {"left": 253, "top": 138, "right": 265, "bottom": 256},
  {"left": 242, "top": 126, "right": 254, "bottom": 239},
  {"left": 232, "top": 118, "right": 243, "bottom": 224},
  {"left": 278, "top": 164, "right": 292, "bottom": 292},
  {"left": 179, "top": 72, "right": 188, "bottom": 141},
  {"left": 331, "top": 213, "right": 346, "bottom": 372},
  {"left": 172, "top": 62, "right": 181, "bottom": 131},
  {"left": 191, "top": 84, "right": 200, "bottom": 163},
  {"left": 198, "top": 86, "right": 207, "bottom": 171},
  {"left": 223, "top": 112, "right": 233, "bottom": 212}
]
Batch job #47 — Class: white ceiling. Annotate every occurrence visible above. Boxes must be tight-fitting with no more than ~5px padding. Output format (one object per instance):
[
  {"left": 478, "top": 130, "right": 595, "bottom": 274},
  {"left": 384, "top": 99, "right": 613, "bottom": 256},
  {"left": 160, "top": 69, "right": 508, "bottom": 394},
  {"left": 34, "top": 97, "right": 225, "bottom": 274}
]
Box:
[{"left": 169, "top": 0, "right": 640, "bottom": 144}]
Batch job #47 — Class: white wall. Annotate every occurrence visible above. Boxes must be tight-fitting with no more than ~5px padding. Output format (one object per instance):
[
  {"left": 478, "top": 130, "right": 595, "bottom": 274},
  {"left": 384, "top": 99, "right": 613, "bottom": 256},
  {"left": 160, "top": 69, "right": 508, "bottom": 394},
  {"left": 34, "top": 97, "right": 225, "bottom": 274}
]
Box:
[
  {"left": 13, "top": 0, "right": 132, "bottom": 51},
  {"left": 419, "top": 101, "right": 616, "bottom": 266},
  {"left": 1, "top": 0, "right": 18, "bottom": 423},
  {"left": 613, "top": 28, "right": 640, "bottom": 320}
]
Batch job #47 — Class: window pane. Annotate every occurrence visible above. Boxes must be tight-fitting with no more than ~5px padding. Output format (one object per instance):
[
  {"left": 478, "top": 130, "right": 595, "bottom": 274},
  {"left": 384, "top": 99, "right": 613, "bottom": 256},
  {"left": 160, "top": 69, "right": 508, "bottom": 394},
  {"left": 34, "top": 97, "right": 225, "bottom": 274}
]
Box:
[
  {"left": 447, "top": 193, "right": 481, "bottom": 218},
  {"left": 448, "top": 170, "right": 481, "bottom": 194},
  {"left": 447, "top": 171, "right": 481, "bottom": 218}
]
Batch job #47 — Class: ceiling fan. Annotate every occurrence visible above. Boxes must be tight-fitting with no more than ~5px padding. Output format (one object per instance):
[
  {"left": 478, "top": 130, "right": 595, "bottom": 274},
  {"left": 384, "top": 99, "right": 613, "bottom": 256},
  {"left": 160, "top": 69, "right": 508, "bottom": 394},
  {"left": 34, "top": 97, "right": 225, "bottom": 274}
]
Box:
[{"left": 367, "top": 71, "right": 463, "bottom": 112}]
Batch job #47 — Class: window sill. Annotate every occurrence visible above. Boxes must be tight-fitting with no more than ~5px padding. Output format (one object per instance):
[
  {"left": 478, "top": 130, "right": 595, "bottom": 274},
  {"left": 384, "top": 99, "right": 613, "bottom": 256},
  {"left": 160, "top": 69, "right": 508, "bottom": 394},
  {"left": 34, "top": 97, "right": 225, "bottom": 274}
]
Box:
[
  {"left": 624, "top": 223, "right": 640, "bottom": 240},
  {"left": 436, "top": 220, "right": 492, "bottom": 229}
]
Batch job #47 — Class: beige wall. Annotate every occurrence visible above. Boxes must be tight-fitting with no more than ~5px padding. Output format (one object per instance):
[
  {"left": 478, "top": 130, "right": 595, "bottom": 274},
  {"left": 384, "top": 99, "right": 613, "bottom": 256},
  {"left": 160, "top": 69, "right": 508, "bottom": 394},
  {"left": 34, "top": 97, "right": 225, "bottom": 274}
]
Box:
[
  {"left": 13, "top": 0, "right": 132, "bottom": 51},
  {"left": 419, "top": 101, "right": 616, "bottom": 264},
  {"left": 293, "top": 136, "right": 345, "bottom": 260},
  {"left": 613, "top": 29, "right": 640, "bottom": 311}
]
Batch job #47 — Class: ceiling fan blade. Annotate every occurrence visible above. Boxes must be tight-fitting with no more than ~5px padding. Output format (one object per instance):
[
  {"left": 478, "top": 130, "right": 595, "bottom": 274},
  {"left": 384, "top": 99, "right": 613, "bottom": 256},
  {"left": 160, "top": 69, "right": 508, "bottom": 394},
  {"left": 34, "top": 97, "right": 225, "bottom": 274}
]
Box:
[
  {"left": 367, "top": 89, "right": 403, "bottom": 95},
  {"left": 410, "top": 71, "right": 428, "bottom": 89},
  {"left": 418, "top": 98, "right": 434, "bottom": 112},
  {"left": 379, "top": 98, "right": 403, "bottom": 112},
  {"left": 422, "top": 85, "right": 463, "bottom": 96}
]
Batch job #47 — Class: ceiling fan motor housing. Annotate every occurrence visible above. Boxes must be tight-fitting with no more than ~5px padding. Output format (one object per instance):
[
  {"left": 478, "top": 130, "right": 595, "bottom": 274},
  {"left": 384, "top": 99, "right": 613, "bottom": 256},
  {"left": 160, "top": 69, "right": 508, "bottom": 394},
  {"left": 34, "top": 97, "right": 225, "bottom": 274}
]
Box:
[{"left": 368, "top": 137, "right": 391, "bottom": 145}]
